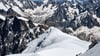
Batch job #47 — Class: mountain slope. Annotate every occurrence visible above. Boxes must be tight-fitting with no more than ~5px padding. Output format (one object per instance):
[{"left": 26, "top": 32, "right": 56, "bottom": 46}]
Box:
[
  {"left": 79, "top": 42, "right": 100, "bottom": 56},
  {"left": 0, "top": 0, "right": 100, "bottom": 56},
  {"left": 7, "top": 27, "right": 91, "bottom": 56}
]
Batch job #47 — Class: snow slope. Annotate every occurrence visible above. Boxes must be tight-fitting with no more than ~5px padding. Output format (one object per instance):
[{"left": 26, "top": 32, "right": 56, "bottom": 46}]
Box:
[
  {"left": 7, "top": 53, "right": 38, "bottom": 56},
  {"left": 0, "top": 14, "right": 6, "bottom": 20},
  {"left": 80, "top": 43, "right": 100, "bottom": 56},
  {"left": 0, "top": 0, "right": 100, "bottom": 56},
  {"left": 0, "top": 2, "right": 8, "bottom": 11},
  {"left": 7, "top": 27, "right": 91, "bottom": 56}
]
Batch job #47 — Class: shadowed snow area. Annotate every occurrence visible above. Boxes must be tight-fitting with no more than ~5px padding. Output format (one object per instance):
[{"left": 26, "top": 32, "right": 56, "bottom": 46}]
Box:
[
  {"left": 7, "top": 27, "right": 91, "bottom": 56},
  {"left": 80, "top": 43, "right": 100, "bottom": 56}
]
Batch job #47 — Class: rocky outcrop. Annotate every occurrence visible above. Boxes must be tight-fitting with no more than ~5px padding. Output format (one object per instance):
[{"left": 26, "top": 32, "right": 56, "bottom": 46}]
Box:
[{"left": 0, "top": 16, "right": 49, "bottom": 56}]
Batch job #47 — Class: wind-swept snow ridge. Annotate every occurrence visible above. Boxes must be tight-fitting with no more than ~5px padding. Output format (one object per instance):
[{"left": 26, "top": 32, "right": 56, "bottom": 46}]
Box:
[
  {"left": 18, "top": 27, "right": 90, "bottom": 56},
  {"left": 6, "top": 27, "right": 91, "bottom": 56}
]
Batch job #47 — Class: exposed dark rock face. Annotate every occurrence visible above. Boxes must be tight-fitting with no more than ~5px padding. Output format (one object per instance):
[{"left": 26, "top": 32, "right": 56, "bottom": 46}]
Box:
[
  {"left": 0, "top": 16, "right": 48, "bottom": 56},
  {"left": 89, "top": 39, "right": 98, "bottom": 49},
  {"left": 96, "top": 7, "right": 100, "bottom": 18},
  {"left": 43, "top": 0, "right": 100, "bottom": 43},
  {"left": 45, "top": 0, "right": 100, "bottom": 31}
]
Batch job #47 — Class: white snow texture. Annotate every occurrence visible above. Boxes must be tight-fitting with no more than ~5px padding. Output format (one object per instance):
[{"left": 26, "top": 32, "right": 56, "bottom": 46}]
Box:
[{"left": 7, "top": 27, "right": 91, "bottom": 56}]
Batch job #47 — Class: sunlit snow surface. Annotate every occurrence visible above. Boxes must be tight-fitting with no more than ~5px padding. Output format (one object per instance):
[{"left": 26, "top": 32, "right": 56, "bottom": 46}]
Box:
[
  {"left": 14, "top": 0, "right": 23, "bottom": 7},
  {"left": 0, "top": 2, "right": 8, "bottom": 11},
  {"left": 0, "top": 14, "right": 6, "bottom": 20},
  {"left": 7, "top": 27, "right": 91, "bottom": 56}
]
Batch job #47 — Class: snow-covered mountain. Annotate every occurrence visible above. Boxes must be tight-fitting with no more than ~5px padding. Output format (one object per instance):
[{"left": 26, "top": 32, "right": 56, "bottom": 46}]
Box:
[
  {"left": 43, "top": 0, "right": 100, "bottom": 42},
  {"left": 6, "top": 27, "right": 91, "bottom": 56},
  {"left": 0, "top": 0, "right": 52, "bottom": 56},
  {"left": 0, "top": 0, "right": 100, "bottom": 56}
]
